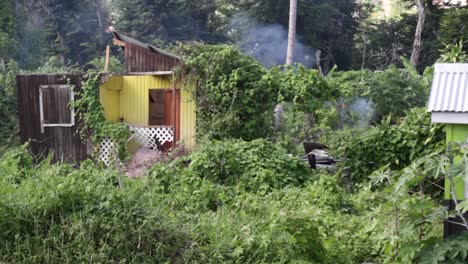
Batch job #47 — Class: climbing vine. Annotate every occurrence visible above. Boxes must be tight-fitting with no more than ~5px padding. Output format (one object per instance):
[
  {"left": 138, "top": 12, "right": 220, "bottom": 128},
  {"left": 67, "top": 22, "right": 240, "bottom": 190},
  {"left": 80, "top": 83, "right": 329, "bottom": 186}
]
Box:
[
  {"left": 71, "top": 71, "right": 130, "bottom": 159},
  {"left": 177, "top": 43, "right": 332, "bottom": 141},
  {"left": 177, "top": 44, "right": 274, "bottom": 140}
]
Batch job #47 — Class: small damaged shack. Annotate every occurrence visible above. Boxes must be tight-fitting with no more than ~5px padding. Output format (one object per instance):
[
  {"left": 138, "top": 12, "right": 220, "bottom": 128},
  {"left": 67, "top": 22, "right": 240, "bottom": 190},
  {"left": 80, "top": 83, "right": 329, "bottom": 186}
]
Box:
[
  {"left": 16, "top": 74, "right": 88, "bottom": 163},
  {"left": 16, "top": 31, "right": 196, "bottom": 164},
  {"left": 428, "top": 63, "right": 468, "bottom": 237}
]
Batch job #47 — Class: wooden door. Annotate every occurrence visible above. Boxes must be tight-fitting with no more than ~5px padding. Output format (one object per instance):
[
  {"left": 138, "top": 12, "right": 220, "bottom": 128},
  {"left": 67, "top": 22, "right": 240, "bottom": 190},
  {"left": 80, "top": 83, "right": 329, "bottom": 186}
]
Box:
[
  {"left": 149, "top": 89, "right": 166, "bottom": 126},
  {"left": 149, "top": 89, "right": 180, "bottom": 149}
]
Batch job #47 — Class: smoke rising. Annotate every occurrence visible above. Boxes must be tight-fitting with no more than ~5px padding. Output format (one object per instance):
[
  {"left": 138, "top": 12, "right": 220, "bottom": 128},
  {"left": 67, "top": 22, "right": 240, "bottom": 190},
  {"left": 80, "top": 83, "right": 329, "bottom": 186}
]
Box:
[
  {"left": 228, "top": 13, "right": 315, "bottom": 68},
  {"left": 347, "top": 97, "right": 375, "bottom": 127}
]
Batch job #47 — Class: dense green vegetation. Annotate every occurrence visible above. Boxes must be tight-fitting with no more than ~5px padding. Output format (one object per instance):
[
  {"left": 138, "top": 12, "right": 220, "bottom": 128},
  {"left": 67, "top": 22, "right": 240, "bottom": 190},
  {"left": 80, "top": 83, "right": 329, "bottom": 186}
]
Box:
[
  {"left": 180, "top": 44, "right": 332, "bottom": 140},
  {"left": 0, "top": 61, "right": 18, "bottom": 154},
  {"left": 1, "top": 131, "right": 467, "bottom": 263},
  {"left": 2, "top": 0, "right": 468, "bottom": 263}
]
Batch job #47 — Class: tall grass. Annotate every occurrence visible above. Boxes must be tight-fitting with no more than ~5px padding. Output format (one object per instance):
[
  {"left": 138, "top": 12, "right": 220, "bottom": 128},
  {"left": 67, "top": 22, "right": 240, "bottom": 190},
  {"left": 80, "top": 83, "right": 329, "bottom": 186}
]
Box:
[{"left": 0, "top": 142, "right": 335, "bottom": 263}]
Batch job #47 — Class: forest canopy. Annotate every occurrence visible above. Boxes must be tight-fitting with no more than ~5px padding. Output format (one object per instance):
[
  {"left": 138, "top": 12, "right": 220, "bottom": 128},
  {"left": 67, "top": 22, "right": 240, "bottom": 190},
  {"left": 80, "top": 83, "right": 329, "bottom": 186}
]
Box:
[{"left": 0, "top": 0, "right": 466, "bottom": 71}]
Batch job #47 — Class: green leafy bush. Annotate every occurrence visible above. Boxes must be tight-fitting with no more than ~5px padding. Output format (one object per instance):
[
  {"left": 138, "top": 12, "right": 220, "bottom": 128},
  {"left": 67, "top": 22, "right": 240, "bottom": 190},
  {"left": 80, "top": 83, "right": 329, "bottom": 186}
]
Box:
[
  {"left": 0, "top": 61, "right": 18, "bottom": 152},
  {"left": 415, "top": 233, "right": 468, "bottom": 264},
  {"left": 181, "top": 44, "right": 274, "bottom": 140},
  {"left": 0, "top": 145, "right": 330, "bottom": 263},
  {"left": 262, "top": 65, "right": 334, "bottom": 113},
  {"left": 150, "top": 139, "right": 314, "bottom": 196},
  {"left": 326, "top": 62, "right": 430, "bottom": 126},
  {"left": 0, "top": 144, "right": 34, "bottom": 183},
  {"left": 5, "top": 140, "right": 449, "bottom": 263},
  {"left": 439, "top": 38, "right": 468, "bottom": 63},
  {"left": 0, "top": 154, "right": 193, "bottom": 263},
  {"left": 261, "top": 66, "right": 334, "bottom": 154},
  {"left": 191, "top": 190, "right": 326, "bottom": 263},
  {"left": 180, "top": 44, "right": 331, "bottom": 141},
  {"left": 327, "top": 107, "right": 444, "bottom": 184}
]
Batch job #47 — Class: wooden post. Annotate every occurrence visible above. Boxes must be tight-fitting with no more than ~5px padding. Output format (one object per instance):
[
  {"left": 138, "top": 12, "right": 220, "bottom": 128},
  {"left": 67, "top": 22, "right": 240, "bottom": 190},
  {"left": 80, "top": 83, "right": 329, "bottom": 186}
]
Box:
[{"left": 104, "top": 45, "right": 110, "bottom": 73}]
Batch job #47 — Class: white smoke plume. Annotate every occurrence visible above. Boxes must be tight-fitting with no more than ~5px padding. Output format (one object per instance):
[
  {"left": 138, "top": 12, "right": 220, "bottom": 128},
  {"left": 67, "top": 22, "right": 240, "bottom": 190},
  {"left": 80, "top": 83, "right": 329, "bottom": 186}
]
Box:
[
  {"left": 347, "top": 97, "right": 375, "bottom": 127},
  {"left": 228, "top": 13, "right": 315, "bottom": 68}
]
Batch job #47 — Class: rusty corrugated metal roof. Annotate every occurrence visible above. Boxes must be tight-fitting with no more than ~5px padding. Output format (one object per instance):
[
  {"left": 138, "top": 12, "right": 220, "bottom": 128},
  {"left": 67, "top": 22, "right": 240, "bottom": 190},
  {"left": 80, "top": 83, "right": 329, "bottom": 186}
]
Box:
[
  {"left": 428, "top": 63, "right": 468, "bottom": 112},
  {"left": 111, "top": 30, "right": 181, "bottom": 61}
]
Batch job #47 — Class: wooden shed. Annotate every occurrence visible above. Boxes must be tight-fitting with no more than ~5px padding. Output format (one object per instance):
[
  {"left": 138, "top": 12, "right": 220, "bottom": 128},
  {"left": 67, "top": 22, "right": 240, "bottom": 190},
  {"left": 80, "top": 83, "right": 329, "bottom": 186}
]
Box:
[
  {"left": 16, "top": 31, "right": 196, "bottom": 163},
  {"left": 16, "top": 74, "right": 90, "bottom": 162},
  {"left": 102, "top": 31, "right": 196, "bottom": 152},
  {"left": 428, "top": 63, "right": 468, "bottom": 237}
]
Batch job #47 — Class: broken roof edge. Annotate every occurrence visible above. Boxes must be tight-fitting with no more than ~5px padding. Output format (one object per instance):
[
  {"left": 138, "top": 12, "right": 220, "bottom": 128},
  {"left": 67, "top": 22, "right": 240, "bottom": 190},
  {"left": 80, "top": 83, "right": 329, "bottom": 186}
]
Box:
[{"left": 111, "top": 30, "right": 182, "bottom": 61}]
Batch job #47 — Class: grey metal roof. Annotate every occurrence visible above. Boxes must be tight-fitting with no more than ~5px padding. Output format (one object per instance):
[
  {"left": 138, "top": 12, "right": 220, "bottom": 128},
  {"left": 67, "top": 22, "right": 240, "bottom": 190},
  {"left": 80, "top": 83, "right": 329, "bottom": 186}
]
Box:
[
  {"left": 111, "top": 30, "right": 181, "bottom": 60},
  {"left": 428, "top": 63, "right": 468, "bottom": 112}
]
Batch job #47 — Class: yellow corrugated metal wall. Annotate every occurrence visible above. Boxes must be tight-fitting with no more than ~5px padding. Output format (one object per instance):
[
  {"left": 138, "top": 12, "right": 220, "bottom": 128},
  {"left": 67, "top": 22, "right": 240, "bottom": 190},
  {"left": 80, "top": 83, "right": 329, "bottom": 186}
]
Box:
[
  {"left": 119, "top": 76, "right": 172, "bottom": 126},
  {"left": 99, "top": 76, "right": 122, "bottom": 122},
  {"left": 100, "top": 75, "right": 197, "bottom": 148},
  {"left": 179, "top": 83, "right": 197, "bottom": 148}
]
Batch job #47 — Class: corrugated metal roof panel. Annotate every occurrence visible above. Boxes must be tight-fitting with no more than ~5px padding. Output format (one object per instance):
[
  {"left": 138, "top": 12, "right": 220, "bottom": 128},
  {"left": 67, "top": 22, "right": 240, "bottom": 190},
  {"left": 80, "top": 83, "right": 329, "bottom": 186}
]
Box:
[
  {"left": 111, "top": 30, "right": 181, "bottom": 60},
  {"left": 428, "top": 63, "right": 468, "bottom": 112}
]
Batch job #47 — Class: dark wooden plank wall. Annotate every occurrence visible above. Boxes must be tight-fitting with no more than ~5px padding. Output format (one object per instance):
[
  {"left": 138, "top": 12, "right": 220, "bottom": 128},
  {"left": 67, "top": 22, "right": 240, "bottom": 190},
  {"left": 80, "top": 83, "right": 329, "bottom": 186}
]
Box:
[
  {"left": 124, "top": 43, "right": 181, "bottom": 72},
  {"left": 16, "top": 74, "right": 88, "bottom": 163},
  {"left": 42, "top": 87, "right": 72, "bottom": 124}
]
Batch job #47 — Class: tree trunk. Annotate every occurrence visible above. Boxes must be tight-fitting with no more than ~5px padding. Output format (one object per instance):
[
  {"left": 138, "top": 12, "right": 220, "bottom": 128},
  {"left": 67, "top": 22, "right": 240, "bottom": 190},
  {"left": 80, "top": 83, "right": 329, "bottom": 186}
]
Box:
[
  {"left": 95, "top": 0, "right": 103, "bottom": 31},
  {"left": 57, "top": 32, "right": 66, "bottom": 65},
  {"left": 315, "top": 49, "right": 324, "bottom": 76},
  {"left": 323, "top": 47, "right": 334, "bottom": 75},
  {"left": 276, "top": 0, "right": 298, "bottom": 133},
  {"left": 286, "top": 0, "right": 297, "bottom": 65},
  {"left": 410, "top": 0, "right": 425, "bottom": 67}
]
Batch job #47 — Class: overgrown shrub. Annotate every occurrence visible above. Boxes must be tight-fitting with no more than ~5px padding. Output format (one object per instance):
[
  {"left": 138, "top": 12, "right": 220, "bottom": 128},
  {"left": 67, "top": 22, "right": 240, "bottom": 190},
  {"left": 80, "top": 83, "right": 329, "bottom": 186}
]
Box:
[
  {"left": 0, "top": 145, "right": 331, "bottom": 263},
  {"left": 414, "top": 233, "right": 468, "bottom": 264},
  {"left": 0, "top": 144, "right": 34, "bottom": 183},
  {"left": 150, "top": 139, "right": 315, "bottom": 196},
  {"left": 0, "top": 155, "right": 194, "bottom": 263},
  {"left": 0, "top": 61, "right": 18, "bottom": 152},
  {"left": 262, "top": 65, "right": 334, "bottom": 154},
  {"left": 6, "top": 140, "right": 453, "bottom": 263},
  {"left": 262, "top": 65, "right": 334, "bottom": 114},
  {"left": 191, "top": 190, "right": 326, "bottom": 263},
  {"left": 326, "top": 62, "right": 430, "bottom": 126},
  {"left": 181, "top": 44, "right": 275, "bottom": 140},
  {"left": 180, "top": 44, "right": 332, "bottom": 141},
  {"left": 326, "top": 107, "right": 444, "bottom": 184}
]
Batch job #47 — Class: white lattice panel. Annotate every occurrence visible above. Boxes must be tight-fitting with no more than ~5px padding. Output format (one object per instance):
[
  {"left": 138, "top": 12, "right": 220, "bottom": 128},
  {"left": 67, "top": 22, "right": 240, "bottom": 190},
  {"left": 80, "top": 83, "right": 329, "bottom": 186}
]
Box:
[
  {"left": 129, "top": 126, "right": 174, "bottom": 150},
  {"left": 98, "top": 137, "right": 118, "bottom": 167}
]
